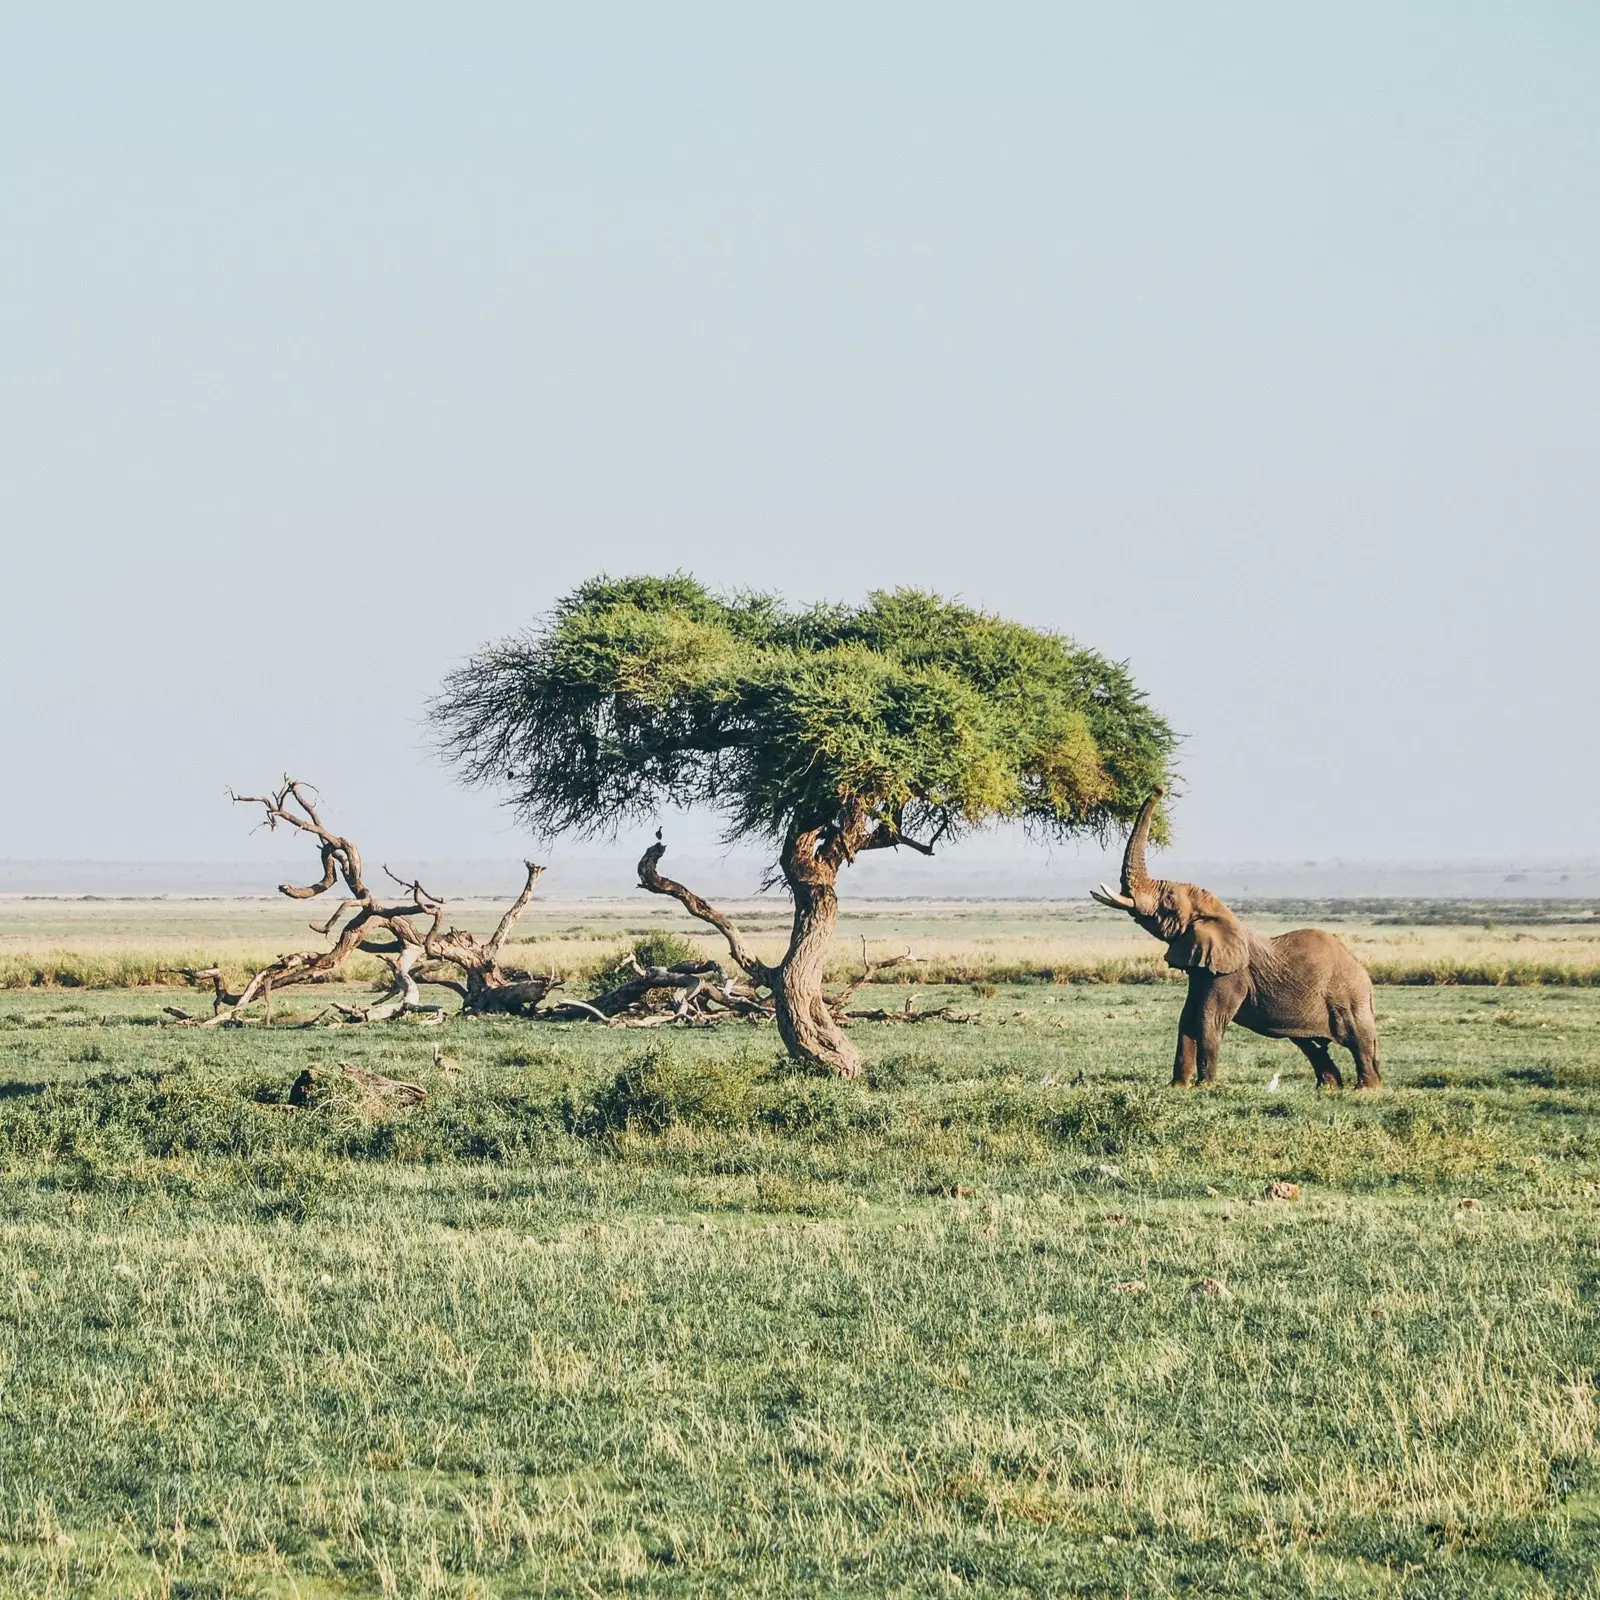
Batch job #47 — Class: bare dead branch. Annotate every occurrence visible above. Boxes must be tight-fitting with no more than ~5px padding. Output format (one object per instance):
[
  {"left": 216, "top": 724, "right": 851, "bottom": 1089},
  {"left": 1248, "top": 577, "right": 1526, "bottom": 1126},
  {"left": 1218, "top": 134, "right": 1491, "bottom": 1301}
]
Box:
[
  {"left": 585, "top": 959, "right": 724, "bottom": 1018},
  {"left": 636, "top": 838, "right": 772, "bottom": 983},
  {"left": 486, "top": 861, "right": 545, "bottom": 957},
  {"left": 198, "top": 780, "right": 556, "bottom": 1025},
  {"left": 311, "top": 899, "right": 359, "bottom": 937},
  {"left": 827, "top": 938, "right": 922, "bottom": 1012},
  {"left": 544, "top": 997, "right": 612, "bottom": 1023}
]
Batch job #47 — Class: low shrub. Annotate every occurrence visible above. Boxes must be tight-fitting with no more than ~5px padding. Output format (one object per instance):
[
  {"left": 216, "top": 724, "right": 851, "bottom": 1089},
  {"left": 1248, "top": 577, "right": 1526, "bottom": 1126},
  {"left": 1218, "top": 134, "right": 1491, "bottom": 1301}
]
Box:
[
  {"left": 0, "top": 1069, "right": 575, "bottom": 1165},
  {"left": 585, "top": 931, "right": 706, "bottom": 997},
  {"left": 580, "top": 1044, "right": 757, "bottom": 1136}
]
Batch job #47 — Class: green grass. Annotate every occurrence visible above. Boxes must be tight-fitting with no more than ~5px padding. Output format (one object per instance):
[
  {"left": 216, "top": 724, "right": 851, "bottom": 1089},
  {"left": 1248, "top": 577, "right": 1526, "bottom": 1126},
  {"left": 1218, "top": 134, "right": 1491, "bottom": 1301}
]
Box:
[{"left": 1, "top": 987, "right": 1599, "bottom": 1596}]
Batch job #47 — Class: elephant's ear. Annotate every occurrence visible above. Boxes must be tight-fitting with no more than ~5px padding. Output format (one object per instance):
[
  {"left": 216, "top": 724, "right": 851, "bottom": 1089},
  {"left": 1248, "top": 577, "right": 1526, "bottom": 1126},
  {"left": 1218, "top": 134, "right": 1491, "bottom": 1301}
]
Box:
[{"left": 1165, "top": 914, "right": 1249, "bottom": 975}]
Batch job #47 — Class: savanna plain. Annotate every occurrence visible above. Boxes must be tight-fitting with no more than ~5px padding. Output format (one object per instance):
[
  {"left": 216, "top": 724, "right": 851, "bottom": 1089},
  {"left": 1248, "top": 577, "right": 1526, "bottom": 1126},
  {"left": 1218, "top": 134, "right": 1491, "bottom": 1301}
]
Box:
[{"left": 3, "top": 898, "right": 1600, "bottom": 1597}]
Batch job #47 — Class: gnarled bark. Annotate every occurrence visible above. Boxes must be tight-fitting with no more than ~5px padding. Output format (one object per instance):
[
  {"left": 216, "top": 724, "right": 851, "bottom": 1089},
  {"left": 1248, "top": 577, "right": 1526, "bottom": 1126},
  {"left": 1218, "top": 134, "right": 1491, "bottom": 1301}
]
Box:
[
  {"left": 633, "top": 807, "right": 939, "bottom": 1076},
  {"left": 773, "top": 825, "right": 861, "bottom": 1076},
  {"left": 188, "top": 779, "right": 549, "bottom": 1025}
]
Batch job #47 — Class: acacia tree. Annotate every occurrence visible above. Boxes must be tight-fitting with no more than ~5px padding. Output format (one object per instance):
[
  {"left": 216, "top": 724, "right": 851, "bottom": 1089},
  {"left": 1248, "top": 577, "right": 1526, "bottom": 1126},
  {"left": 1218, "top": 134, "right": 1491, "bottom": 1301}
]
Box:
[{"left": 431, "top": 578, "right": 1175, "bottom": 1075}]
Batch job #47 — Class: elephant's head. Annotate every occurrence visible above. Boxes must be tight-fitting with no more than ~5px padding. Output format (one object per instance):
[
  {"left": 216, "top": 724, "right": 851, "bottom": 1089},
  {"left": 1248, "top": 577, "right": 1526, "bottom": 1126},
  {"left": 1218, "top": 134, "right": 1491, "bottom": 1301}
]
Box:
[{"left": 1089, "top": 788, "right": 1251, "bottom": 974}]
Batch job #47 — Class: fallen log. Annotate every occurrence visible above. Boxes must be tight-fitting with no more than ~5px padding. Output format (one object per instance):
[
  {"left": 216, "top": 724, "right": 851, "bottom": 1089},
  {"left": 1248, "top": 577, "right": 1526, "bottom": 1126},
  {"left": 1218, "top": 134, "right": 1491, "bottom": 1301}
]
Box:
[{"left": 287, "top": 1061, "right": 429, "bottom": 1115}]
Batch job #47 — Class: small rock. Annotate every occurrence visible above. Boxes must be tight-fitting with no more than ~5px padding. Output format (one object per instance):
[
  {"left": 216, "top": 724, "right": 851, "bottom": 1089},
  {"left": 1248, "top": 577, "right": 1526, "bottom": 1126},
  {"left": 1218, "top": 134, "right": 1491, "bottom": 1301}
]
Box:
[
  {"left": 1264, "top": 1180, "right": 1301, "bottom": 1201},
  {"left": 1111, "top": 1279, "right": 1146, "bottom": 1295},
  {"left": 1189, "top": 1278, "right": 1230, "bottom": 1299}
]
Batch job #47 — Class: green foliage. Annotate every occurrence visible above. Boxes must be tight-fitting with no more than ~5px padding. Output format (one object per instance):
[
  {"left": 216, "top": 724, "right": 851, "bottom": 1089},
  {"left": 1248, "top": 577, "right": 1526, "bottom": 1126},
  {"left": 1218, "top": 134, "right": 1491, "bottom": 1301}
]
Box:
[
  {"left": 629, "top": 928, "right": 700, "bottom": 970},
  {"left": 586, "top": 929, "right": 703, "bottom": 998},
  {"left": 581, "top": 1044, "right": 758, "bottom": 1135},
  {"left": 432, "top": 575, "right": 1175, "bottom": 849}
]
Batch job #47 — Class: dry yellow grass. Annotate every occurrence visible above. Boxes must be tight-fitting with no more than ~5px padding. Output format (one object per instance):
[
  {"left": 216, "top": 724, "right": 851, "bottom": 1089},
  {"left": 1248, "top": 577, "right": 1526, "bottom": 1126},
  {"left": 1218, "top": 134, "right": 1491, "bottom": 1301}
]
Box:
[{"left": 3, "top": 896, "right": 1598, "bottom": 990}]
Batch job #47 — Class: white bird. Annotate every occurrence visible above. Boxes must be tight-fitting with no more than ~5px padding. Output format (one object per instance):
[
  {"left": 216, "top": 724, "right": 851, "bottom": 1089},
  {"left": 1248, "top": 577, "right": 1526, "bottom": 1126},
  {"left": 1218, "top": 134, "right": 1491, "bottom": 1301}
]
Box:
[
  {"left": 432, "top": 1043, "right": 460, "bottom": 1075},
  {"left": 1265, "top": 1073, "right": 1280, "bottom": 1093}
]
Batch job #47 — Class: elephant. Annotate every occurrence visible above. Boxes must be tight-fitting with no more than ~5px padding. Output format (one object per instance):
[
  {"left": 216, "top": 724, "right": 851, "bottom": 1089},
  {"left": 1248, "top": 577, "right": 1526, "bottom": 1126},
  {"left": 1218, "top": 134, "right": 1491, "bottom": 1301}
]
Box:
[{"left": 1090, "top": 789, "right": 1380, "bottom": 1089}]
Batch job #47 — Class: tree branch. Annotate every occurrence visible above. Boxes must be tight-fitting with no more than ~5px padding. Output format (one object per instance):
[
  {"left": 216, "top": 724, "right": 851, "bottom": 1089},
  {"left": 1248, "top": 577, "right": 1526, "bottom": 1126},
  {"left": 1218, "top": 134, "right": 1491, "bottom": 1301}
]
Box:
[
  {"left": 192, "top": 779, "right": 557, "bottom": 1025},
  {"left": 828, "top": 937, "right": 922, "bottom": 1011},
  {"left": 486, "top": 860, "right": 545, "bottom": 957},
  {"left": 860, "top": 824, "right": 936, "bottom": 856},
  {"left": 636, "top": 839, "right": 773, "bottom": 984}
]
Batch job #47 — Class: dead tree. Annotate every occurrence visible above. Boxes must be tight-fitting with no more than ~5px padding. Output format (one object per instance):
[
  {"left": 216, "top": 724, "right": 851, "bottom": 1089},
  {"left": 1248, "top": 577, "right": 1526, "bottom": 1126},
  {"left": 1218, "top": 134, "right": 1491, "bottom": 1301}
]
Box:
[
  {"left": 180, "top": 783, "right": 947, "bottom": 1033},
  {"left": 377, "top": 863, "right": 558, "bottom": 1016},
  {"left": 190, "top": 779, "right": 553, "bottom": 1025},
  {"left": 828, "top": 937, "right": 920, "bottom": 1012}
]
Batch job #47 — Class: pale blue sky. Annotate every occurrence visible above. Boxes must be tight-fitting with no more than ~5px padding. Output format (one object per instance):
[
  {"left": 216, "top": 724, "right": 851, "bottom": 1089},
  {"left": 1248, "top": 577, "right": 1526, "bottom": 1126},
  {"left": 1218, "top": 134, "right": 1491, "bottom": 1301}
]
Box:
[{"left": 3, "top": 4, "right": 1596, "bottom": 870}]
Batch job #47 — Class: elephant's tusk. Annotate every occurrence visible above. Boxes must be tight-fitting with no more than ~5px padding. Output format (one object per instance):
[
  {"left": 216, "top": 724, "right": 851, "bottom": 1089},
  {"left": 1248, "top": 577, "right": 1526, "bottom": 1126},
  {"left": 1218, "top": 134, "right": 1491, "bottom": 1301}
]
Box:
[{"left": 1091, "top": 883, "right": 1135, "bottom": 910}]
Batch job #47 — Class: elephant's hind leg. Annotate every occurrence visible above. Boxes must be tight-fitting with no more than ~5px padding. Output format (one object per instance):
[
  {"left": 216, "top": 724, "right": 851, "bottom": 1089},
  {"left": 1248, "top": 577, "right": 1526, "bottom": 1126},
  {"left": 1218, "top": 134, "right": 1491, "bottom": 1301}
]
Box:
[
  {"left": 1348, "top": 1013, "right": 1381, "bottom": 1090},
  {"left": 1330, "top": 1000, "right": 1381, "bottom": 1090},
  {"left": 1292, "top": 1037, "right": 1344, "bottom": 1089}
]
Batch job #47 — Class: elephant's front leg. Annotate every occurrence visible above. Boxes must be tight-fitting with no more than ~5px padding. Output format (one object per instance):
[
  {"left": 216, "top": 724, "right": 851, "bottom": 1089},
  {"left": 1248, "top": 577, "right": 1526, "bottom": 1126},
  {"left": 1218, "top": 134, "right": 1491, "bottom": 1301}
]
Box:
[
  {"left": 1173, "top": 973, "right": 1243, "bottom": 1086},
  {"left": 1171, "top": 1027, "right": 1199, "bottom": 1086},
  {"left": 1171, "top": 978, "right": 1210, "bottom": 1086}
]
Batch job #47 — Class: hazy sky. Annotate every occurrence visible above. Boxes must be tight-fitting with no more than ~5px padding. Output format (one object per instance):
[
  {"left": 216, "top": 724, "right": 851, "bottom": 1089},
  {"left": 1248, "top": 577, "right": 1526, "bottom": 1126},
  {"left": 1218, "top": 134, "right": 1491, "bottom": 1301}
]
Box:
[{"left": 3, "top": 3, "right": 1596, "bottom": 873}]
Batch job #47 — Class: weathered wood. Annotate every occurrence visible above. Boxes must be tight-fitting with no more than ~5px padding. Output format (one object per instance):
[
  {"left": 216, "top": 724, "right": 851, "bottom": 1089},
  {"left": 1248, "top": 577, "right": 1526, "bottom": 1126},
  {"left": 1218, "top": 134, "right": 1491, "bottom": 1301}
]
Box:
[
  {"left": 288, "top": 1061, "right": 429, "bottom": 1115},
  {"left": 180, "top": 779, "right": 548, "bottom": 1027}
]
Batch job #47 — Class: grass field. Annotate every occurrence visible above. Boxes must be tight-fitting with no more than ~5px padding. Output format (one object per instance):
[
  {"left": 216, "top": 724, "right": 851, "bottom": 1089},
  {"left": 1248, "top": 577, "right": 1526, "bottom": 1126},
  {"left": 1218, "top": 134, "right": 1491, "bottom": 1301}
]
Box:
[
  {"left": 1, "top": 968, "right": 1599, "bottom": 1596},
  {"left": 5, "top": 896, "right": 1600, "bottom": 991}
]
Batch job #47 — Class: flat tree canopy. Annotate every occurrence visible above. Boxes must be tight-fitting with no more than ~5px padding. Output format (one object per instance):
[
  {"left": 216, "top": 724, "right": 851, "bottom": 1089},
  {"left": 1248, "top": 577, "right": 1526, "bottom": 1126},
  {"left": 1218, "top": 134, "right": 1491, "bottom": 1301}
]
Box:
[{"left": 433, "top": 576, "right": 1175, "bottom": 1072}]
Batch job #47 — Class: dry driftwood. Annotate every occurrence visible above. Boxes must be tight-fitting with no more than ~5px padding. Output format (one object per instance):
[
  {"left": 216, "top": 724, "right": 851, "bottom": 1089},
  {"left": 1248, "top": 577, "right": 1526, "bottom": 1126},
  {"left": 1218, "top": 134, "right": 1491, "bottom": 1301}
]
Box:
[
  {"left": 176, "top": 792, "right": 957, "bottom": 1035},
  {"left": 288, "top": 1061, "right": 428, "bottom": 1115},
  {"left": 180, "top": 778, "right": 553, "bottom": 1027}
]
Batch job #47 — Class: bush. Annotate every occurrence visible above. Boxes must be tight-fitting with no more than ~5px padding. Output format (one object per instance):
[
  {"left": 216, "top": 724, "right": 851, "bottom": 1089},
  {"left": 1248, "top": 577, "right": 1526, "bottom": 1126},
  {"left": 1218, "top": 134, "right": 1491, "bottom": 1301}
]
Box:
[
  {"left": 632, "top": 930, "right": 700, "bottom": 970},
  {"left": 944, "top": 1084, "right": 1165, "bottom": 1155},
  {"left": 758, "top": 1077, "right": 891, "bottom": 1139},
  {"left": 580, "top": 1045, "right": 756, "bottom": 1136},
  {"left": 0, "top": 1070, "right": 575, "bottom": 1166},
  {"left": 586, "top": 931, "right": 704, "bottom": 996}
]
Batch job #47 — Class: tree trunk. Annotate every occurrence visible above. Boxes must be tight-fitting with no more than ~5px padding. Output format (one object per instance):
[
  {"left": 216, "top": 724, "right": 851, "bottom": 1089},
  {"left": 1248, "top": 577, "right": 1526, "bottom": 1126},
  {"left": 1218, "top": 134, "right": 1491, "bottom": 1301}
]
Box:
[
  {"left": 454, "top": 965, "right": 557, "bottom": 1016},
  {"left": 634, "top": 831, "right": 867, "bottom": 1076},
  {"left": 774, "top": 833, "right": 862, "bottom": 1077}
]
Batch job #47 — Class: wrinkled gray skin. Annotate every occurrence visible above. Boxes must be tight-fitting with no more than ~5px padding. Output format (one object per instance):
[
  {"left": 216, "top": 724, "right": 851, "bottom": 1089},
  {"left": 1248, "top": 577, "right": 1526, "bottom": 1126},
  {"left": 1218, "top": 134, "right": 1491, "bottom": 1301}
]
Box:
[{"left": 1091, "top": 790, "right": 1380, "bottom": 1089}]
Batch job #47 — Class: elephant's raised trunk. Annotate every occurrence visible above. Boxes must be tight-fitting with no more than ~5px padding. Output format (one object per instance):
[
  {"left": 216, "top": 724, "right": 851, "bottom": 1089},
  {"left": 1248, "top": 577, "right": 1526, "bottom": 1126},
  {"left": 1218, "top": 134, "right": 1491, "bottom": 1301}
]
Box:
[{"left": 1121, "top": 787, "right": 1162, "bottom": 905}]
